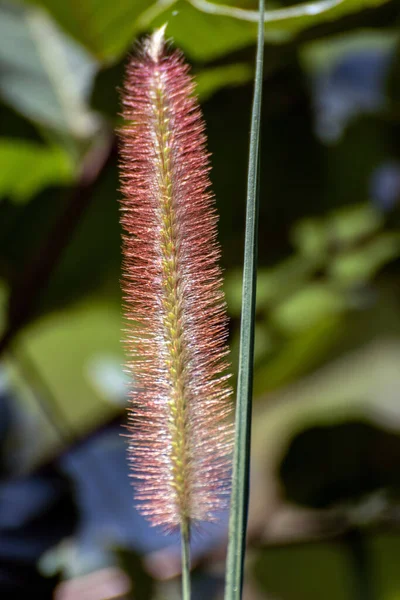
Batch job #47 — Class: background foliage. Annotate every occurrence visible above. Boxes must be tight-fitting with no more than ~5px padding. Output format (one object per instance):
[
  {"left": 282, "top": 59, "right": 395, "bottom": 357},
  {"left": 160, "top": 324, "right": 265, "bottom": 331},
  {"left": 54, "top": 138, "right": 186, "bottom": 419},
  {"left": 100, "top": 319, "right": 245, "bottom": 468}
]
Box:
[{"left": 1, "top": 0, "right": 400, "bottom": 598}]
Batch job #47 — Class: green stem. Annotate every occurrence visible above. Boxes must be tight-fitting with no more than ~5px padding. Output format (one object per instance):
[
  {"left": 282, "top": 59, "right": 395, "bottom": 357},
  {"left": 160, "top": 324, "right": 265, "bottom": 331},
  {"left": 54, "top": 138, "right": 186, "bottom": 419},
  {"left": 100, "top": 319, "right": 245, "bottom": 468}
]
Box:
[
  {"left": 345, "top": 529, "right": 375, "bottom": 600},
  {"left": 181, "top": 520, "right": 191, "bottom": 600},
  {"left": 224, "top": 0, "right": 264, "bottom": 598}
]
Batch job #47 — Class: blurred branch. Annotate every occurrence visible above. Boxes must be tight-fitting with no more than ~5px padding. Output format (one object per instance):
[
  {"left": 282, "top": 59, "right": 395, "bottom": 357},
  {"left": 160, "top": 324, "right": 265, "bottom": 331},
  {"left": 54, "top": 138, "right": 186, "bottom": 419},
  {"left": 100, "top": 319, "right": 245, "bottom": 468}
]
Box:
[
  {"left": 0, "top": 132, "right": 116, "bottom": 357},
  {"left": 188, "top": 0, "right": 343, "bottom": 21}
]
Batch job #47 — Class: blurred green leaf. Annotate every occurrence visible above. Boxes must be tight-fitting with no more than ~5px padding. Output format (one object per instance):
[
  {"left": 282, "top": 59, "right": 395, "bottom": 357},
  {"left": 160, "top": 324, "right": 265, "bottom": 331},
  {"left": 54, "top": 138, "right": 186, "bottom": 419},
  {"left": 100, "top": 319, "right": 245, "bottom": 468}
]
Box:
[
  {"left": 373, "top": 535, "right": 400, "bottom": 599},
  {"left": 329, "top": 234, "right": 400, "bottom": 285},
  {"left": 25, "top": 0, "right": 158, "bottom": 62},
  {"left": 195, "top": 63, "right": 253, "bottom": 101},
  {"left": 152, "top": 1, "right": 260, "bottom": 61},
  {"left": 271, "top": 283, "right": 346, "bottom": 333},
  {"left": 328, "top": 203, "right": 384, "bottom": 248},
  {"left": 0, "top": 139, "right": 75, "bottom": 203},
  {"left": 0, "top": 2, "right": 98, "bottom": 137},
  {"left": 20, "top": 299, "right": 124, "bottom": 447},
  {"left": 150, "top": 0, "right": 392, "bottom": 61},
  {"left": 224, "top": 257, "right": 316, "bottom": 317},
  {"left": 20, "top": 0, "right": 394, "bottom": 63},
  {"left": 253, "top": 532, "right": 400, "bottom": 600},
  {"left": 253, "top": 541, "right": 353, "bottom": 600},
  {"left": 291, "top": 217, "right": 329, "bottom": 260},
  {"left": 253, "top": 313, "right": 342, "bottom": 395}
]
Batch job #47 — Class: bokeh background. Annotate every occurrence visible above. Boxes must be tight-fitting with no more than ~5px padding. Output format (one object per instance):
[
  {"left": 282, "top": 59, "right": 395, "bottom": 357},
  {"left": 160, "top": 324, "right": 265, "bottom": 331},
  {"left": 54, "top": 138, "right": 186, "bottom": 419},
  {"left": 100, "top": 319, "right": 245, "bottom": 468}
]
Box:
[{"left": 1, "top": 0, "right": 400, "bottom": 598}]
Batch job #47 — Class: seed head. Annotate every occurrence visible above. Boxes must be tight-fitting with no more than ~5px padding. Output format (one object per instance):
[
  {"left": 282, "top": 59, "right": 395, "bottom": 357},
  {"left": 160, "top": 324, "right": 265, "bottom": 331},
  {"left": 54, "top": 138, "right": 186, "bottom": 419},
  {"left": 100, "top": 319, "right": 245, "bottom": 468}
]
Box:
[{"left": 119, "top": 27, "right": 233, "bottom": 531}]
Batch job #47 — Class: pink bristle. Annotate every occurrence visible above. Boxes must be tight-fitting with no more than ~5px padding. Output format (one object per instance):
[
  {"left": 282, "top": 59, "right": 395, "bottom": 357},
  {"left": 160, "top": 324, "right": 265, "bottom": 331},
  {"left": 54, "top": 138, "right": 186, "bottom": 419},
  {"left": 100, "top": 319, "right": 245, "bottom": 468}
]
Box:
[{"left": 119, "top": 27, "right": 233, "bottom": 531}]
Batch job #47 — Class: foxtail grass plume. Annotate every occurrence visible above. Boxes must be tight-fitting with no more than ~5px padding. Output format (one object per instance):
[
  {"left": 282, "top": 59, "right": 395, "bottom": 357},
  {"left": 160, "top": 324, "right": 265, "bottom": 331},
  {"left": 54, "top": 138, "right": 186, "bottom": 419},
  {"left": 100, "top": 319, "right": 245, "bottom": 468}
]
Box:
[{"left": 119, "top": 25, "right": 233, "bottom": 532}]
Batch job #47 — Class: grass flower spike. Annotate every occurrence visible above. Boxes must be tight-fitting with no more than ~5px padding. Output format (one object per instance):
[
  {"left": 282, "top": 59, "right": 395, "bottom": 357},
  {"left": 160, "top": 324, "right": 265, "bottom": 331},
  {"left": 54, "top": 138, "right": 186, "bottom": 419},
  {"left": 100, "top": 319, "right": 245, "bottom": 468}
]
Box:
[{"left": 119, "top": 26, "right": 233, "bottom": 534}]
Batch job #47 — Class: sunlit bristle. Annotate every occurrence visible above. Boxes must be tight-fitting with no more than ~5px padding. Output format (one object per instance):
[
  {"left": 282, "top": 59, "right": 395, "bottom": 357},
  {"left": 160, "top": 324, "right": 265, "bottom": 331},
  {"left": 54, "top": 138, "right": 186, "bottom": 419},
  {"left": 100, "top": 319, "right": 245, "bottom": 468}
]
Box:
[
  {"left": 144, "top": 24, "right": 167, "bottom": 62},
  {"left": 119, "top": 28, "right": 233, "bottom": 531}
]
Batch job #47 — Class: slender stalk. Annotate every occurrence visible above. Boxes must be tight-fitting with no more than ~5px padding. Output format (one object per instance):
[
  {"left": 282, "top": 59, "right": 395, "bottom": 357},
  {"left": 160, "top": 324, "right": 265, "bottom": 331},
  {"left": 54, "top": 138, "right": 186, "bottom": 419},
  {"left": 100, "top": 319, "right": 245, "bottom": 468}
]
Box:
[
  {"left": 224, "top": 1, "right": 264, "bottom": 599},
  {"left": 345, "top": 530, "right": 375, "bottom": 600},
  {"left": 181, "top": 519, "right": 191, "bottom": 600}
]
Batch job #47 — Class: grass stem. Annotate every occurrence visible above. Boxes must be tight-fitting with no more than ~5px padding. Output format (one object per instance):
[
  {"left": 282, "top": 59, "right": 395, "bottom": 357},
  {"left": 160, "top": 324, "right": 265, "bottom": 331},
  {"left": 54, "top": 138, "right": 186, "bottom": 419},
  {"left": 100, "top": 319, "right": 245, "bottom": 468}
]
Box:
[
  {"left": 181, "top": 520, "right": 191, "bottom": 600},
  {"left": 224, "top": 0, "right": 264, "bottom": 598}
]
